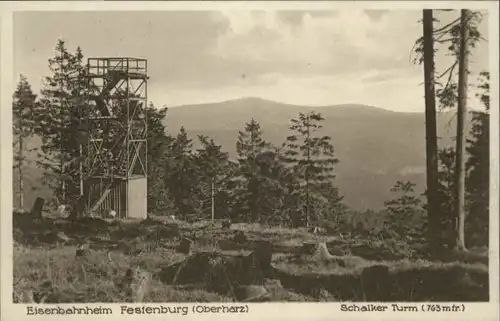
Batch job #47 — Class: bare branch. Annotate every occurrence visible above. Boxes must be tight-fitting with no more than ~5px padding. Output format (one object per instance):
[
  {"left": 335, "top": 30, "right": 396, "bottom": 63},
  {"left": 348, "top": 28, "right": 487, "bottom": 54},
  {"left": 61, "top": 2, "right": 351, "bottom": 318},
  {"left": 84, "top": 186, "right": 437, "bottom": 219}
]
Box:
[
  {"left": 436, "top": 61, "right": 458, "bottom": 80},
  {"left": 443, "top": 62, "right": 457, "bottom": 90},
  {"left": 433, "top": 17, "right": 461, "bottom": 34},
  {"left": 14, "top": 276, "right": 25, "bottom": 286},
  {"left": 446, "top": 112, "right": 458, "bottom": 129},
  {"left": 435, "top": 38, "right": 455, "bottom": 43},
  {"left": 410, "top": 36, "right": 424, "bottom": 65}
]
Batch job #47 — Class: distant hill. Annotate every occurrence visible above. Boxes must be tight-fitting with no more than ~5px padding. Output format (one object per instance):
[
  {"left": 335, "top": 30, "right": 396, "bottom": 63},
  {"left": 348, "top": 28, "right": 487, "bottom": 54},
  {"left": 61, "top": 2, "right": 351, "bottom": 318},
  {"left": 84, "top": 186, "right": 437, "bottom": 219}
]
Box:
[
  {"left": 164, "top": 97, "right": 461, "bottom": 210},
  {"left": 15, "top": 97, "right": 465, "bottom": 211}
]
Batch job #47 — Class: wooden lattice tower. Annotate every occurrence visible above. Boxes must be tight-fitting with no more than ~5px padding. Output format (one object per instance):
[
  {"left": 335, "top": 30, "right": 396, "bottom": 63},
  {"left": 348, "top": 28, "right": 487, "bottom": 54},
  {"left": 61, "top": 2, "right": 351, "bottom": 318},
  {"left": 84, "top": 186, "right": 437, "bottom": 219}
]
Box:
[{"left": 80, "top": 57, "right": 148, "bottom": 219}]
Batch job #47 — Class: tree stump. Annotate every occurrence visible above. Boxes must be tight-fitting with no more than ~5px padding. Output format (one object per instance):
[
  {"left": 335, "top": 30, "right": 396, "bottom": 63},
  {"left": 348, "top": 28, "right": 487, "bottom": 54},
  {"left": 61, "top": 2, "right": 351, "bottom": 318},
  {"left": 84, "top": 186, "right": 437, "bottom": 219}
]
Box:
[
  {"left": 56, "top": 231, "right": 71, "bottom": 243},
  {"left": 33, "top": 280, "right": 54, "bottom": 303},
  {"left": 30, "top": 197, "right": 45, "bottom": 219},
  {"left": 301, "top": 241, "right": 316, "bottom": 255},
  {"left": 328, "top": 245, "right": 346, "bottom": 256},
  {"left": 254, "top": 241, "right": 273, "bottom": 270},
  {"left": 120, "top": 268, "right": 151, "bottom": 302},
  {"left": 75, "top": 244, "right": 91, "bottom": 258},
  {"left": 233, "top": 230, "right": 247, "bottom": 243},
  {"left": 222, "top": 219, "right": 232, "bottom": 229},
  {"left": 177, "top": 237, "right": 193, "bottom": 255},
  {"left": 313, "top": 242, "right": 333, "bottom": 260},
  {"left": 120, "top": 268, "right": 135, "bottom": 299},
  {"left": 68, "top": 196, "right": 86, "bottom": 220}
]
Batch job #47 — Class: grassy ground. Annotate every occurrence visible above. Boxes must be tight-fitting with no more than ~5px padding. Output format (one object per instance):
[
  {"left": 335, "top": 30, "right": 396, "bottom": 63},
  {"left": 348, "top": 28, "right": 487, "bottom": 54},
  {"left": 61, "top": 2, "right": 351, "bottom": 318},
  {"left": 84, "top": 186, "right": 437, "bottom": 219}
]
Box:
[{"left": 12, "top": 214, "right": 489, "bottom": 303}]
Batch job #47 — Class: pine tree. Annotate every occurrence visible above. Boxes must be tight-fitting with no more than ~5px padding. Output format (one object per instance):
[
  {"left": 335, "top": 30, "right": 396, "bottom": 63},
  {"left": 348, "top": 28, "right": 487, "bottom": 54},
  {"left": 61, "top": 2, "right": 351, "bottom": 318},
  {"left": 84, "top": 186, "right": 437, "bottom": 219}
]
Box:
[
  {"left": 252, "top": 147, "right": 295, "bottom": 226},
  {"left": 145, "top": 104, "right": 177, "bottom": 216},
  {"left": 235, "top": 118, "right": 270, "bottom": 222},
  {"left": 283, "top": 111, "right": 339, "bottom": 227},
  {"left": 12, "top": 75, "right": 38, "bottom": 210},
  {"left": 36, "top": 40, "right": 87, "bottom": 208},
  {"left": 465, "top": 71, "right": 489, "bottom": 247},
  {"left": 384, "top": 181, "right": 424, "bottom": 239},
  {"left": 236, "top": 118, "right": 268, "bottom": 160},
  {"left": 146, "top": 103, "right": 169, "bottom": 160},
  {"left": 195, "top": 135, "right": 232, "bottom": 221},
  {"left": 165, "top": 127, "right": 199, "bottom": 218}
]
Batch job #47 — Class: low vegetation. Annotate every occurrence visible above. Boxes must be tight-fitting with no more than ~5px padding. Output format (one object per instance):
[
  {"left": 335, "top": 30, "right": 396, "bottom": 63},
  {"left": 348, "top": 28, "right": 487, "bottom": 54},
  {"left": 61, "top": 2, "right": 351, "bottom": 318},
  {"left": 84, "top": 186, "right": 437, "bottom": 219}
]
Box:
[{"left": 13, "top": 214, "right": 488, "bottom": 303}]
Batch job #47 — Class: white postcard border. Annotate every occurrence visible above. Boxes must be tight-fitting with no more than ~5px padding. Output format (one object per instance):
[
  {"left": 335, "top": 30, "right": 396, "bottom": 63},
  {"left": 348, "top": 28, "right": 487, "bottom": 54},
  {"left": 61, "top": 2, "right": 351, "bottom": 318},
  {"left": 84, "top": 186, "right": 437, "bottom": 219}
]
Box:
[{"left": 1, "top": 2, "right": 499, "bottom": 321}]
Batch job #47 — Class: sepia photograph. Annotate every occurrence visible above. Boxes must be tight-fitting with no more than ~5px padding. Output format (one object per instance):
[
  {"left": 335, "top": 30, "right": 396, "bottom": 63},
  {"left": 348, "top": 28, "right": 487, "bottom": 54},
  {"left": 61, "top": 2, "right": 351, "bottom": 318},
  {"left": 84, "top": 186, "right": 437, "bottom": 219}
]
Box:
[{"left": 1, "top": 1, "right": 498, "bottom": 315}]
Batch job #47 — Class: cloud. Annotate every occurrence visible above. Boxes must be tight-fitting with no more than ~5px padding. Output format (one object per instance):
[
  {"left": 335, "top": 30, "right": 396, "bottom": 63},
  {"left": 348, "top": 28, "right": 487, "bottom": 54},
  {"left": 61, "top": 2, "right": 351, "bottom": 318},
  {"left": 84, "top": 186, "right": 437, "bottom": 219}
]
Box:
[
  {"left": 14, "top": 10, "right": 490, "bottom": 112},
  {"left": 211, "top": 10, "right": 422, "bottom": 75}
]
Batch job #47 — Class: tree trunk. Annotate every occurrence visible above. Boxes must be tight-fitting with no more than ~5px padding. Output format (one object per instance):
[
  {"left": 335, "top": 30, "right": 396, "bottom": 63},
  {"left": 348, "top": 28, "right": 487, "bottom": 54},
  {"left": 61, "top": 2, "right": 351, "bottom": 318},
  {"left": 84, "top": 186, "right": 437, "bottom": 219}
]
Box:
[
  {"left": 454, "top": 9, "right": 469, "bottom": 252},
  {"left": 60, "top": 75, "right": 66, "bottom": 205},
  {"left": 18, "top": 135, "right": 25, "bottom": 210},
  {"left": 305, "top": 118, "right": 310, "bottom": 228},
  {"left": 422, "top": 9, "right": 441, "bottom": 254},
  {"left": 211, "top": 177, "right": 215, "bottom": 222}
]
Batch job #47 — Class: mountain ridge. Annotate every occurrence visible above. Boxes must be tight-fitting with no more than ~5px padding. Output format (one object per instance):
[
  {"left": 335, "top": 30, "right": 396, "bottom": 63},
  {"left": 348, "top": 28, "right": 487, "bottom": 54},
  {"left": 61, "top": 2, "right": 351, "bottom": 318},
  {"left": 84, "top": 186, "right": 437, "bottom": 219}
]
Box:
[
  {"left": 17, "top": 97, "right": 473, "bottom": 211},
  {"left": 168, "top": 97, "right": 415, "bottom": 114},
  {"left": 162, "top": 97, "right": 465, "bottom": 210}
]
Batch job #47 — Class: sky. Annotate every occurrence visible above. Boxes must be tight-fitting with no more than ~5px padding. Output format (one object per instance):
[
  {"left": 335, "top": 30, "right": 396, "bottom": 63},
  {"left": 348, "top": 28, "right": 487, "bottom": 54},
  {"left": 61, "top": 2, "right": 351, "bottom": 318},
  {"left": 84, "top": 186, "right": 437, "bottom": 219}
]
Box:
[{"left": 13, "top": 10, "right": 490, "bottom": 112}]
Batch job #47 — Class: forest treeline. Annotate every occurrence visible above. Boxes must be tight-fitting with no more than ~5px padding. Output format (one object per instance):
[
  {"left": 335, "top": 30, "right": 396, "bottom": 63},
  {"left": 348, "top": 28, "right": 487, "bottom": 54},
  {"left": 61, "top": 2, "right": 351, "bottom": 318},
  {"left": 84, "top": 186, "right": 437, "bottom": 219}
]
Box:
[{"left": 13, "top": 10, "right": 490, "bottom": 252}]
